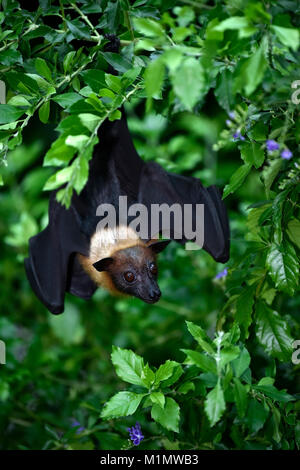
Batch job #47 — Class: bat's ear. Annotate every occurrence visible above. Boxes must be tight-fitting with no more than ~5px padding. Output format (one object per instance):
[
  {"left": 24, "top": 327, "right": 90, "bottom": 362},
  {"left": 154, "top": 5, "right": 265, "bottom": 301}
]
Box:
[
  {"left": 93, "top": 257, "right": 114, "bottom": 272},
  {"left": 146, "top": 239, "right": 171, "bottom": 254}
]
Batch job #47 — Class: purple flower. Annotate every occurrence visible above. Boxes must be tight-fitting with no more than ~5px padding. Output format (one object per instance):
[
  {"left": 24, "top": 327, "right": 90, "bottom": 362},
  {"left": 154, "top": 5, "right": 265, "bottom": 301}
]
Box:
[
  {"left": 281, "top": 148, "right": 293, "bottom": 160},
  {"left": 127, "top": 422, "right": 144, "bottom": 446},
  {"left": 215, "top": 268, "right": 228, "bottom": 280},
  {"left": 71, "top": 419, "right": 85, "bottom": 434},
  {"left": 266, "top": 139, "right": 279, "bottom": 152},
  {"left": 233, "top": 130, "right": 245, "bottom": 141},
  {"left": 226, "top": 119, "right": 232, "bottom": 126},
  {"left": 228, "top": 111, "right": 235, "bottom": 119}
]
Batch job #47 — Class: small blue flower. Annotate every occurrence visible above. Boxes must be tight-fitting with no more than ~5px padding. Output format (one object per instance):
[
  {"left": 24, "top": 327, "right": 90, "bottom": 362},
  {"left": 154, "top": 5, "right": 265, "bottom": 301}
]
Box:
[
  {"left": 71, "top": 419, "right": 85, "bottom": 434},
  {"left": 281, "top": 148, "right": 293, "bottom": 160},
  {"left": 228, "top": 111, "right": 235, "bottom": 119},
  {"left": 226, "top": 119, "right": 232, "bottom": 126},
  {"left": 215, "top": 268, "right": 228, "bottom": 279},
  {"left": 127, "top": 422, "right": 144, "bottom": 446},
  {"left": 266, "top": 139, "right": 279, "bottom": 152},
  {"left": 233, "top": 130, "right": 245, "bottom": 141}
]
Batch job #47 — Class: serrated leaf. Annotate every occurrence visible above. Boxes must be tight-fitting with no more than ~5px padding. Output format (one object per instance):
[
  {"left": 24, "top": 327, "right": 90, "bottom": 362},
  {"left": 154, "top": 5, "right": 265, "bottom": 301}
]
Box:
[
  {"left": 255, "top": 302, "right": 294, "bottom": 361},
  {"left": 101, "top": 391, "right": 145, "bottom": 419},
  {"left": 144, "top": 58, "right": 165, "bottom": 99},
  {"left": 240, "top": 141, "right": 264, "bottom": 169},
  {"left": 245, "top": 399, "right": 269, "bottom": 433},
  {"left": 151, "top": 397, "right": 180, "bottom": 432},
  {"left": 171, "top": 57, "right": 205, "bottom": 111},
  {"left": 133, "top": 17, "right": 165, "bottom": 38},
  {"left": 262, "top": 158, "right": 282, "bottom": 197},
  {"left": 204, "top": 379, "right": 226, "bottom": 427},
  {"left": 182, "top": 349, "right": 217, "bottom": 374},
  {"left": 214, "top": 69, "right": 234, "bottom": 112},
  {"left": 150, "top": 392, "right": 165, "bottom": 408},
  {"left": 186, "top": 321, "right": 215, "bottom": 355},
  {"left": 111, "top": 346, "right": 148, "bottom": 388},
  {"left": 235, "top": 285, "right": 256, "bottom": 338},
  {"left": 154, "top": 360, "right": 181, "bottom": 386},
  {"left": 231, "top": 347, "right": 251, "bottom": 377},
  {"left": 271, "top": 25, "right": 299, "bottom": 51},
  {"left": 266, "top": 242, "right": 299, "bottom": 295}
]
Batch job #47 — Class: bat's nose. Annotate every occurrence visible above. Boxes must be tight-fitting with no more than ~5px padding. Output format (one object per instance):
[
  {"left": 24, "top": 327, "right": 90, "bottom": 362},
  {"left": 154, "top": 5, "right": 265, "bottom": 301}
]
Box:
[{"left": 149, "top": 288, "right": 161, "bottom": 301}]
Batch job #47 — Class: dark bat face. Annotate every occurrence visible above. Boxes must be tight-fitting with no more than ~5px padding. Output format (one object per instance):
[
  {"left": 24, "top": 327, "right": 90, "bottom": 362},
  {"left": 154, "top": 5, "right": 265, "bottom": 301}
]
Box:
[{"left": 93, "top": 240, "right": 170, "bottom": 303}]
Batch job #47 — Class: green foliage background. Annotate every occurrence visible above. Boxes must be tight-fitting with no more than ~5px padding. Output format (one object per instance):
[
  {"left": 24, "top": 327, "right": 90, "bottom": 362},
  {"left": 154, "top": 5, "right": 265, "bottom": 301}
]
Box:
[{"left": 0, "top": 0, "right": 299, "bottom": 450}]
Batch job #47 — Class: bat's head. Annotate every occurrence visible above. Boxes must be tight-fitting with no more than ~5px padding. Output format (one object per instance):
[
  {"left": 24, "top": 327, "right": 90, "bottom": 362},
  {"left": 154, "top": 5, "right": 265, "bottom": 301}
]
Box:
[{"left": 92, "top": 239, "right": 170, "bottom": 303}]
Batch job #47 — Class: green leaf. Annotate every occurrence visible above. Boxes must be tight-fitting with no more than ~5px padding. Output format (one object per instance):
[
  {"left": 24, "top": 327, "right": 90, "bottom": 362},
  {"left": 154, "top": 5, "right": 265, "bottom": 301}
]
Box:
[
  {"left": 73, "top": 155, "right": 89, "bottom": 193},
  {"left": 101, "top": 391, "right": 145, "bottom": 419},
  {"left": 262, "top": 159, "right": 282, "bottom": 197},
  {"left": 111, "top": 346, "right": 148, "bottom": 387},
  {"left": 43, "top": 166, "right": 73, "bottom": 191},
  {"left": 66, "top": 19, "right": 90, "bottom": 40},
  {"left": 171, "top": 57, "right": 205, "bottom": 111},
  {"left": 52, "top": 93, "right": 82, "bottom": 109},
  {"left": 240, "top": 142, "right": 265, "bottom": 169},
  {"left": 144, "top": 58, "right": 165, "bottom": 99},
  {"left": 214, "top": 69, "right": 235, "bottom": 112},
  {"left": 101, "top": 52, "right": 132, "bottom": 73},
  {"left": 219, "top": 345, "right": 240, "bottom": 368},
  {"left": 245, "top": 399, "right": 269, "bottom": 433},
  {"left": 235, "top": 285, "right": 255, "bottom": 338},
  {"left": 80, "top": 70, "right": 106, "bottom": 93},
  {"left": 43, "top": 137, "right": 76, "bottom": 167},
  {"left": 271, "top": 25, "right": 299, "bottom": 51},
  {"left": 223, "top": 163, "right": 252, "bottom": 198},
  {"left": 252, "top": 384, "right": 294, "bottom": 402},
  {"left": 182, "top": 349, "right": 217, "bottom": 374},
  {"left": 154, "top": 360, "right": 181, "bottom": 386},
  {"left": 204, "top": 379, "right": 226, "bottom": 427},
  {"left": 35, "top": 57, "right": 52, "bottom": 82},
  {"left": 151, "top": 397, "right": 180, "bottom": 432},
  {"left": 63, "top": 51, "right": 76, "bottom": 74},
  {"left": 150, "top": 392, "right": 165, "bottom": 408},
  {"left": 186, "top": 321, "right": 215, "bottom": 355},
  {"left": 0, "top": 48, "right": 22, "bottom": 66},
  {"left": 65, "top": 134, "right": 89, "bottom": 151},
  {"left": 133, "top": 17, "right": 165, "bottom": 38},
  {"left": 243, "top": 42, "right": 267, "bottom": 96},
  {"left": 233, "top": 378, "right": 248, "bottom": 418},
  {"left": 255, "top": 302, "right": 294, "bottom": 361},
  {"left": 38, "top": 100, "right": 50, "bottom": 124},
  {"left": 213, "top": 16, "right": 250, "bottom": 32},
  {"left": 266, "top": 242, "right": 299, "bottom": 295},
  {"left": 0, "top": 104, "right": 24, "bottom": 124},
  {"left": 231, "top": 347, "right": 251, "bottom": 377},
  {"left": 287, "top": 218, "right": 300, "bottom": 249}
]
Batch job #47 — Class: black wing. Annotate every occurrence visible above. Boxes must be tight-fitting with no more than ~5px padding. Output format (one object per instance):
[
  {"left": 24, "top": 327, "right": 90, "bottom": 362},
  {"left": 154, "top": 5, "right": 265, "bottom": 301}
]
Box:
[{"left": 138, "top": 162, "right": 230, "bottom": 263}]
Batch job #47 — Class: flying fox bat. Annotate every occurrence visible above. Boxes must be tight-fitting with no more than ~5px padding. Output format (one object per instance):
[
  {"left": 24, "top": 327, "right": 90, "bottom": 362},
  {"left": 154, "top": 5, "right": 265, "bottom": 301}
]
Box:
[{"left": 24, "top": 113, "right": 230, "bottom": 314}]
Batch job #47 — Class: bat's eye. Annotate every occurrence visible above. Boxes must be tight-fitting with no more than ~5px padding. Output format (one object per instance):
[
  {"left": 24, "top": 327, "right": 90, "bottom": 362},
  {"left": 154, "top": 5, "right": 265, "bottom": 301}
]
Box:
[
  {"left": 149, "top": 262, "right": 157, "bottom": 275},
  {"left": 124, "top": 271, "right": 135, "bottom": 283}
]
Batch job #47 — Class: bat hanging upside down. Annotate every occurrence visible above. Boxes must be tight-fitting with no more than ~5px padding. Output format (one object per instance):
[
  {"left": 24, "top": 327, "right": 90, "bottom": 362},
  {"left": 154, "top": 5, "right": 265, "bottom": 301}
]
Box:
[{"left": 25, "top": 112, "right": 230, "bottom": 314}]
